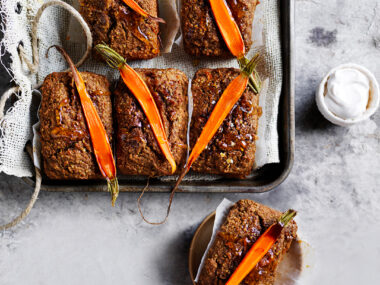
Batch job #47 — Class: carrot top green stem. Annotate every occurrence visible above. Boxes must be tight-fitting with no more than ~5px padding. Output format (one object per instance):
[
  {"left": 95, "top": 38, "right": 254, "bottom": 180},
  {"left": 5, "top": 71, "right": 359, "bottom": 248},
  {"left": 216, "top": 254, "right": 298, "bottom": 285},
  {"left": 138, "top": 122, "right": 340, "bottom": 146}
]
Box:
[
  {"left": 279, "top": 209, "right": 297, "bottom": 227},
  {"left": 95, "top": 44, "right": 127, "bottom": 69},
  {"left": 107, "top": 178, "right": 119, "bottom": 206},
  {"left": 48, "top": 45, "right": 119, "bottom": 206},
  {"left": 238, "top": 55, "right": 262, "bottom": 94}
]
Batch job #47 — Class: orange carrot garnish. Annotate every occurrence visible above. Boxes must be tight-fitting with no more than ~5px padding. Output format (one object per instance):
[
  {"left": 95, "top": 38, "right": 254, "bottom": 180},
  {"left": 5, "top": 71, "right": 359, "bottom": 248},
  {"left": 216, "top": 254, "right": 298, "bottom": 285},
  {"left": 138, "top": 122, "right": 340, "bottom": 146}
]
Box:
[
  {"left": 49, "top": 46, "right": 119, "bottom": 206},
  {"left": 187, "top": 75, "right": 249, "bottom": 169},
  {"left": 173, "top": 54, "right": 261, "bottom": 189},
  {"left": 209, "top": 0, "right": 262, "bottom": 94},
  {"left": 209, "top": 0, "right": 245, "bottom": 58},
  {"left": 226, "top": 210, "right": 297, "bottom": 285},
  {"left": 121, "top": 0, "right": 165, "bottom": 23},
  {"left": 95, "top": 44, "right": 176, "bottom": 174}
]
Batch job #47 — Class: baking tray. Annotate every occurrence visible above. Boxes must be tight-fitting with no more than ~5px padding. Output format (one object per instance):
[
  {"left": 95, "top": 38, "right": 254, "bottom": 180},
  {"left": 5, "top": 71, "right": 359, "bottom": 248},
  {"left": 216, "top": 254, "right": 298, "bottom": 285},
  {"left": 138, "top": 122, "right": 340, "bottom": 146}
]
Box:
[{"left": 21, "top": 0, "right": 295, "bottom": 193}]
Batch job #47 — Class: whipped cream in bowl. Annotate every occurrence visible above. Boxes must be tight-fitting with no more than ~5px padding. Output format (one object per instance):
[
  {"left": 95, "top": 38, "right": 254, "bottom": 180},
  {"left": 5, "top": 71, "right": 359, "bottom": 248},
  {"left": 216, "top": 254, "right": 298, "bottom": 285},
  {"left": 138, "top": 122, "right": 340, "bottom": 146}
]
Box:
[{"left": 316, "top": 63, "right": 379, "bottom": 126}]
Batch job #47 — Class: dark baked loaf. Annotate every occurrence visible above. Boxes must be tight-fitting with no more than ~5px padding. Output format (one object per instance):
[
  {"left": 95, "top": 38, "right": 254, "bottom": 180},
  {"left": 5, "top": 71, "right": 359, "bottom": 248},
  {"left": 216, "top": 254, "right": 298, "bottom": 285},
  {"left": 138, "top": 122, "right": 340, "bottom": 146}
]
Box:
[
  {"left": 181, "top": 0, "right": 258, "bottom": 57},
  {"left": 79, "top": 0, "right": 160, "bottom": 60},
  {"left": 190, "top": 68, "right": 261, "bottom": 178},
  {"left": 198, "top": 200, "right": 298, "bottom": 285},
  {"left": 115, "top": 68, "right": 188, "bottom": 176},
  {"left": 40, "top": 72, "right": 113, "bottom": 180}
]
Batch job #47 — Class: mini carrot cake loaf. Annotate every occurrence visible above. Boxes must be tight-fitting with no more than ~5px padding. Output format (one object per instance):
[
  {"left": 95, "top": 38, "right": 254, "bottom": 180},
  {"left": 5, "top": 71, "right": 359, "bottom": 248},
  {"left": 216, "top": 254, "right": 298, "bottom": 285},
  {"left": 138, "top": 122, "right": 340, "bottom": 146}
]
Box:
[
  {"left": 190, "top": 68, "right": 261, "bottom": 178},
  {"left": 181, "top": 0, "right": 258, "bottom": 57},
  {"left": 115, "top": 68, "right": 188, "bottom": 176},
  {"left": 40, "top": 72, "right": 113, "bottom": 179},
  {"left": 79, "top": 0, "right": 160, "bottom": 60},
  {"left": 198, "top": 200, "right": 298, "bottom": 285}
]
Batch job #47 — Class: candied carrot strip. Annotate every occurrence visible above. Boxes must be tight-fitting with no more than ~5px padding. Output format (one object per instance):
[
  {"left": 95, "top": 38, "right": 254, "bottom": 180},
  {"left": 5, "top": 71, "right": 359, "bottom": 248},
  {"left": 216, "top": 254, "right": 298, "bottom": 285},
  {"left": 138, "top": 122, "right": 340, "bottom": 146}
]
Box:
[
  {"left": 209, "top": 0, "right": 245, "bottom": 58},
  {"left": 50, "top": 46, "right": 119, "bottom": 206},
  {"left": 186, "top": 74, "right": 249, "bottom": 171},
  {"left": 95, "top": 44, "right": 177, "bottom": 175},
  {"left": 121, "top": 0, "right": 165, "bottom": 23},
  {"left": 226, "top": 210, "right": 297, "bottom": 285}
]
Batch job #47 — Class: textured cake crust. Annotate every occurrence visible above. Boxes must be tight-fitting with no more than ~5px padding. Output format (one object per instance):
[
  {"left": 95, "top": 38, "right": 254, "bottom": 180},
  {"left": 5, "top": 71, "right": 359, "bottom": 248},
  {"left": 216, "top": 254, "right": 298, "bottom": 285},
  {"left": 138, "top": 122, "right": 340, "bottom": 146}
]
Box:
[
  {"left": 40, "top": 72, "right": 113, "bottom": 180},
  {"left": 115, "top": 68, "right": 188, "bottom": 176},
  {"left": 198, "top": 200, "right": 298, "bottom": 285},
  {"left": 190, "top": 68, "right": 261, "bottom": 178},
  {"left": 181, "top": 0, "right": 258, "bottom": 57},
  {"left": 79, "top": 0, "right": 160, "bottom": 60}
]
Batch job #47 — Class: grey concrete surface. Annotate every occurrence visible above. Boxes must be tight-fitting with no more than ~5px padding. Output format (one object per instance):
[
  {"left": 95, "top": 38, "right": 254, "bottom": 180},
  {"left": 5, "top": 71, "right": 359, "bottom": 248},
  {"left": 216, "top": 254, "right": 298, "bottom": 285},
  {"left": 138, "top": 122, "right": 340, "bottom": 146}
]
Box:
[{"left": 1, "top": 0, "right": 380, "bottom": 284}]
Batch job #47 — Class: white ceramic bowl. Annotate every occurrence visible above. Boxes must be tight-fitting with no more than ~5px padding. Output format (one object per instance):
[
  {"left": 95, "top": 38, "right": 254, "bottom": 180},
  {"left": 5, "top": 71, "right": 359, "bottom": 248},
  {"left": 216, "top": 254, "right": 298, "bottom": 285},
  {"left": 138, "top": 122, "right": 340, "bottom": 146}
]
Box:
[{"left": 316, "top": 63, "right": 380, "bottom": 127}]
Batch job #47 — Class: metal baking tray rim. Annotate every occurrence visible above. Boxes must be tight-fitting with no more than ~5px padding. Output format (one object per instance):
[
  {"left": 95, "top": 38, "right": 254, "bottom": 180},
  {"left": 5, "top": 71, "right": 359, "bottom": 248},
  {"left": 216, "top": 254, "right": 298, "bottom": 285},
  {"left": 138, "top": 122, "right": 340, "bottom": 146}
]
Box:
[{"left": 22, "top": 0, "right": 295, "bottom": 194}]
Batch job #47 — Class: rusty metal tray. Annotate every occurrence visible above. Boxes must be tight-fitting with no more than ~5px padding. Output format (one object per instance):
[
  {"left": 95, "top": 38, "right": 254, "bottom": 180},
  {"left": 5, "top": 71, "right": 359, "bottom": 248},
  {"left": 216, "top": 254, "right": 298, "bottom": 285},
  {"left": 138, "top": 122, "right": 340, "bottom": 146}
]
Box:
[{"left": 21, "top": 0, "right": 295, "bottom": 193}]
